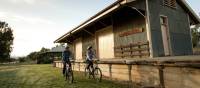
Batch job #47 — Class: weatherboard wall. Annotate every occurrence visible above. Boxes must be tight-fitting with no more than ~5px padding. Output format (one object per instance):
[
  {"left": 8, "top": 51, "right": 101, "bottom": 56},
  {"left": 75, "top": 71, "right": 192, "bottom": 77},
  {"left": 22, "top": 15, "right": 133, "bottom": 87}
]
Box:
[
  {"left": 76, "top": 11, "right": 147, "bottom": 59},
  {"left": 148, "top": 0, "right": 193, "bottom": 56},
  {"left": 113, "top": 8, "right": 147, "bottom": 47}
]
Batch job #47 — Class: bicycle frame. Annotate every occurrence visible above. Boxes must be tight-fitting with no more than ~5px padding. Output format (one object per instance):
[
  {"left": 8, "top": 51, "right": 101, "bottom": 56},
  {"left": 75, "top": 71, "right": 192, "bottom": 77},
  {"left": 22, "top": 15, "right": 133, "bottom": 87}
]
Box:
[
  {"left": 64, "top": 62, "right": 73, "bottom": 83},
  {"left": 86, "top": 60, "right": 98, "bottom": 73},
  {"left": 85, "top": 60, "right": 102, "bottom": 82}
]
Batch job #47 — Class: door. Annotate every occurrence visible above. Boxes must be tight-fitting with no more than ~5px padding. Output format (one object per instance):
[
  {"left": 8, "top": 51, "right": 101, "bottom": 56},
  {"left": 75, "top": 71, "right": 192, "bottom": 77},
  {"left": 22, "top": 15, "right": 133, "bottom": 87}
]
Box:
[
  {"left": 75, "top": 38, "right": 82, "bottom": 60},
  {"left": 160, "top": 16, "right": 170, "bottom": 56},
  {"left": 96, "top": 26, "right": 114, "bottom": 59}
]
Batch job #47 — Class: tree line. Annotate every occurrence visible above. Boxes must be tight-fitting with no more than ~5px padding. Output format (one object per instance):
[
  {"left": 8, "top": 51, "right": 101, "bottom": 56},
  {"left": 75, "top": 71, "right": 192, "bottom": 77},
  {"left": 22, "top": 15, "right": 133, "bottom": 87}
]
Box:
[
  {"left": 0, "top": 21, "right": 14, "bottom": 62},
  {"left": 18, "top": 47, "right": 54, "bottom": 64}
]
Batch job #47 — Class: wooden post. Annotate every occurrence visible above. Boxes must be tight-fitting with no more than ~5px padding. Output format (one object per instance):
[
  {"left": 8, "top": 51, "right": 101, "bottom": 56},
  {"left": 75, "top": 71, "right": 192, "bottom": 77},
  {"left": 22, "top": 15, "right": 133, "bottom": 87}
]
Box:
[
  {"left": 147, "top": 42, "right": 150, "bottom": 57},
  {"left": 130, "top": 44, "right": 133, "bottom": 58},
  {"left": 158, "top": 65, "right": 165, "bottom": 88},
  {"left": 138, "top": 44, "right": 142, "bottom": 58},
  {"left": 128, "top": 65, "right": 132, "bottom": 82},
  {"left": 121, "top": 46, "right": 124, "bottom": 58},
  {"left": 145, "top": 0, "right": 154, "bottom": 58},
  {"left": 78, "top": 62, "right": 80, "bottom": 71},
  {"left": 109, "top": 64, "right": 112, "bottom": 79}
]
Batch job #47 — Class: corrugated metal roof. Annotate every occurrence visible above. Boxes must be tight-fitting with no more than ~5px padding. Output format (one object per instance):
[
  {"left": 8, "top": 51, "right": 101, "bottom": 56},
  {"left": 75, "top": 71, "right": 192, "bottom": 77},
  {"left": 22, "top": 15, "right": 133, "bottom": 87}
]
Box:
[
  {"left": 54, "top": 0, "right": 200, "bottom": 43},
  {"left": 54, "top": 0, "right": 125, "bottom": 43}
]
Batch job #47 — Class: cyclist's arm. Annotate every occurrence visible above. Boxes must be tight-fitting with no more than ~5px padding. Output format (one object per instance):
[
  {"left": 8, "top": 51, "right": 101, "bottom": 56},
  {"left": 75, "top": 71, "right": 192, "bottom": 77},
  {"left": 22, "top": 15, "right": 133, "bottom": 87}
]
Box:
[
  {"left": 62, "top": 52, "right": 64, "bottom": 62},
  {"left": 69, "top": 51, "right": 73, "bottom": 59}
]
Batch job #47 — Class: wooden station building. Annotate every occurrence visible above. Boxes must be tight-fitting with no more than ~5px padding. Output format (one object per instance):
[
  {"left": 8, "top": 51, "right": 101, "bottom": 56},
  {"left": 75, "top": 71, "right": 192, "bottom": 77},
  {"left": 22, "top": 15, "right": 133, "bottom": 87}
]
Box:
[{"left": 54, "top": 0, "right": 200, "bottom": 87}]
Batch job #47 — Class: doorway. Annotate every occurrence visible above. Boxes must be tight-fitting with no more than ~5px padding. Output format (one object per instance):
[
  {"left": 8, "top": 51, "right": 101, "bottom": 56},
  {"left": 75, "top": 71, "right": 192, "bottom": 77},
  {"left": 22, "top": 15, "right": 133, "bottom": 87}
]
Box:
[
  {"left": 160, "top": 16, "right": 171, "bottom": 56},
  {"left": 96, "top": 26, "right": 114, "bottom": 59}
]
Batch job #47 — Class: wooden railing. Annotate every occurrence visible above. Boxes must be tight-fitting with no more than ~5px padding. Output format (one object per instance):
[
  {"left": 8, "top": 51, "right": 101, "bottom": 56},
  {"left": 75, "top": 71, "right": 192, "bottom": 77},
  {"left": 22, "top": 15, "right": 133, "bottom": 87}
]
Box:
[{"left": 114, "top": 41, "right": 150, "bottom": 58}]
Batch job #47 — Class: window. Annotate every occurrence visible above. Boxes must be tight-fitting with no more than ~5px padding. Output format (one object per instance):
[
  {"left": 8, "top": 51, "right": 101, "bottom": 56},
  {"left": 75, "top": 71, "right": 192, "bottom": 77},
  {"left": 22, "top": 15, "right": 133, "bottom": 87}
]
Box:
[{"left": 163, "top": 0, "right": 176, "bottom": 8}]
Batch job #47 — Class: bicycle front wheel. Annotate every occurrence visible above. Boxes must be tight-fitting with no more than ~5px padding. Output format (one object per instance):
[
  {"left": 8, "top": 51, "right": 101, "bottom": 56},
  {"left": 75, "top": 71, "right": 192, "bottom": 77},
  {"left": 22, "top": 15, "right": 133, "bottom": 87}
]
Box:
[
  {"left": 84, "top": 67, "right": 89, "bottom": 77},
  {"left": 67, "top": 70, "right": 74, "bottom": 83},
  {"left": 93, "top": 68, "right": 102, "bottom": 82},
  {"left": 65, "top": 68, "right": 73, "bottom": 83}
]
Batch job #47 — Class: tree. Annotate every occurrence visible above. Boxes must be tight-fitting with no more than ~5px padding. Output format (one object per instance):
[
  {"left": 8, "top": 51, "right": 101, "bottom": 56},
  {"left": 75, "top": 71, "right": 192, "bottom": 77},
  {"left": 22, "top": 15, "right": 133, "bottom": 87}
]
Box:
[
  {"left": 23, "top": 47, "right": 51, "bottom": 64},
  {"left": 18, "top": 57, "right": 26, "bottom": 63},
  {"left": 0, "top": 21, "right": 14, "bottom": 62},
  {"left": 191, "top": 24, "right": 200, "bottom": 47},
  {"left": 27, "top": 52, "right": 39, "bottom": 61},
  {"left": 40, "top": 47, "right": 50, "bottom": 53}
]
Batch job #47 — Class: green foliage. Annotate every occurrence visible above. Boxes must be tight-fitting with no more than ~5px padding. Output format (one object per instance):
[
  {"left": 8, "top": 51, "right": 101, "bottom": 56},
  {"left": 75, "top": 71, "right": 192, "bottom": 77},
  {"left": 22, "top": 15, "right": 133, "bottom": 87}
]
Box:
[
  {"left": 27, "top": 52, "right": 39, "bottom": 61},
  {"left": 37, "top": 56, "right": 53, "bottom": 64},
  {"left": 36, "top": 47, "right": 52, "bottom": 64},
  {"left": 18, "top": 57, "right": 26, "bottom": 62},
  {"left": 40, "top": 47, "right": 50, "bottom": 52},
  {"left": 192, "top": 24, "right": 200, "bottom": 47},
  {"left": 20, "top": 47, "right": 53, "bottom": 64},
  {"left": 0, "top": 21, "right": 14, "bottom": 62}
]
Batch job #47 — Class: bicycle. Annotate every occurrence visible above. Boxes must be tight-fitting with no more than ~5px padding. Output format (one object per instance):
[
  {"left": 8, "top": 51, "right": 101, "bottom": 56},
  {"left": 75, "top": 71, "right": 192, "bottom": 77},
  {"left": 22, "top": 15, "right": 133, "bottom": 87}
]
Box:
[
  {"left": 84, "top": 59, "right": 102, "bottom": 82},
  {"left": 64, "top": 60, "right": 74, "bottom": 83}
]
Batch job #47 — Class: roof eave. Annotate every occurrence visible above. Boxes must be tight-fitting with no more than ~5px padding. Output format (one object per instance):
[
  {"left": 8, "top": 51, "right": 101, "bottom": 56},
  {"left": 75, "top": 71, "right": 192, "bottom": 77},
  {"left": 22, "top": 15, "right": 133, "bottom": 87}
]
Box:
[
  {"left": 54, "top": 0, "right": 127, "bottom": 43},
  {"left": 181, "top": 0, "right": 200, "bottom": 24}
]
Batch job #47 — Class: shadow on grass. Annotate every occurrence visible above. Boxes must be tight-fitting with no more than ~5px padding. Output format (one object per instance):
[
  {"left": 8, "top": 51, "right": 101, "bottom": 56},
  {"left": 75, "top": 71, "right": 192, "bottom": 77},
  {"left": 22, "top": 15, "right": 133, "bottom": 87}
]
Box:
[{"left": 0, "top": 64, "right": 130, "bottom": 88}]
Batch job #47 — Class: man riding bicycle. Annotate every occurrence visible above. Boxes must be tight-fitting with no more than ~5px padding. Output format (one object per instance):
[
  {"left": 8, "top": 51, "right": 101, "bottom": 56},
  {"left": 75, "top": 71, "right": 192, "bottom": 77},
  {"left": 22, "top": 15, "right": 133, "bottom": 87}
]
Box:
[
  {"left": 86, "top": 46, "right": 95, "bottom": 71},
  {"left": 62, "top": 46, "right": 72, "bottom": 76}
]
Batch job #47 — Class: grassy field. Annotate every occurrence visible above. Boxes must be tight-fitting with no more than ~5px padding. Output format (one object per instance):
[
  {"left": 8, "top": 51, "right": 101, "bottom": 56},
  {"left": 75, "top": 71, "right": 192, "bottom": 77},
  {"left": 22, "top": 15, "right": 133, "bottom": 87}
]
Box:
[{"left": 0, "top": 64, "right": 129, "bottom": 88}]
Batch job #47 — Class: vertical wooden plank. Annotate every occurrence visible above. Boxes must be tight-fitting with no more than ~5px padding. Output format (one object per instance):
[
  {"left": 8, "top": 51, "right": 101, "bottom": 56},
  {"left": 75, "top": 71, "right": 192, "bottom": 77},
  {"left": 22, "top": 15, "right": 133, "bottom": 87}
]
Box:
[
  {"left": 128, "top": 65, "right": 132, "bottom": 82},
  {"left": 158, "top": 65, "right": 165, "bottom": 88},
  {"left": 121, "top": 46, "right": 123, "bottom": 58},
  {"left": 109, "top": 64, "right": 112, "bottom": 79},
  {"left": 138, "top": 44, "right": 142, "bottom": 58}
]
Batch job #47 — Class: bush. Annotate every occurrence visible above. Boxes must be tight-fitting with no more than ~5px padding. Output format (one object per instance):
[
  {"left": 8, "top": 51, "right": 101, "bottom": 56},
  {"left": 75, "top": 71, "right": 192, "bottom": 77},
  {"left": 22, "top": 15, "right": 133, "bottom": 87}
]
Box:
[{"left": 18, "top": 57, "right": 26, "bottom": 62}]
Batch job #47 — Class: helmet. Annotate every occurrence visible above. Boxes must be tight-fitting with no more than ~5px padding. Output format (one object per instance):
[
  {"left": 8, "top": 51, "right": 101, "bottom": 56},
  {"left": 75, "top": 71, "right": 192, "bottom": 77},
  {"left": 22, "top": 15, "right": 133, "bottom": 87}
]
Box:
[
  {"left": 87, "top": 45, "right": 92, "bottom": 50},
  {"left": 65, "top": 46, "right": 69, "bottom": 49}
]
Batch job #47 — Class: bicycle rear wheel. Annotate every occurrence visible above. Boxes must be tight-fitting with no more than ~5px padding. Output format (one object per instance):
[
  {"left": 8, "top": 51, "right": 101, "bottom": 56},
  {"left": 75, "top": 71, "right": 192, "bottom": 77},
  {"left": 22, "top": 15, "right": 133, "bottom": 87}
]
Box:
[
  {"left": 68, "top": 70, "right": 74, "bottom": 83},
  {"left": 65, "top": 68, "right": 74, "bottom": 83},
  {"left": 93, "top": 68, "right": 102, "bottom": 82},
  {"left": 84, "top": 67, "right": 89, "bottom": 77},
  {"left": 85, "top": 67, "right": 93, "bottom": 79}
]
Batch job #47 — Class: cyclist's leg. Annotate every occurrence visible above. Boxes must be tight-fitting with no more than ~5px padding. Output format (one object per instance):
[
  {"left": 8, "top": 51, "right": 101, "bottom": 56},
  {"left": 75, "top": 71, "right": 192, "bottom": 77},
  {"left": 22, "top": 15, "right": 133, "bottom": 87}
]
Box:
[
  {"left": 67, "top": 61, "right": 72, "bottom": 70},
  {"left": 63, "top": 62, "right": 66, "bottom": 75},
  {"left": 88, "top": 60, "right": 95, "bottom": 73},
  {"left": 89, "top": 60, "right": 94, "bottom": 71},
  {"left": 91, "top": 61, "right": 94, "bottom": 69},
  {"left": 86, "top": 60, "right": 90, "bottom": 69}
]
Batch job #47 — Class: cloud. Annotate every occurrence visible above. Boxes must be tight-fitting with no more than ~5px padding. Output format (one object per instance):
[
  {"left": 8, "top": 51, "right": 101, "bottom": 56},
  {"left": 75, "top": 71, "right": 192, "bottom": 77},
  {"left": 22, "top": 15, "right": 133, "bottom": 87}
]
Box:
[
  {"left": 0, "top": 11, "right": 55, "bottom": 25},
  {"left": 10, "top": 0, "right": 36, "bottom": 5}
]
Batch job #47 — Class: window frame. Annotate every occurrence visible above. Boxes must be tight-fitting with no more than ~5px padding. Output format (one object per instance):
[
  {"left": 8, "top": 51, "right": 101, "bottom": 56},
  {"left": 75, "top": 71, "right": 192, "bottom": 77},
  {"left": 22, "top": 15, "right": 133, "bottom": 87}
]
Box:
[{"left": 163, "top": 0, "right": 177, "bottom": 9}]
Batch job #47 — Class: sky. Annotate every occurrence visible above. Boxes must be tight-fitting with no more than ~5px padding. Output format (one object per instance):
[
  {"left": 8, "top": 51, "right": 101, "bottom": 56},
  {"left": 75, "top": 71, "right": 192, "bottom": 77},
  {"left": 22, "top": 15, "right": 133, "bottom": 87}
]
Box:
[{"left": 0, "top": 0, "right": 199, "bottom": 57}]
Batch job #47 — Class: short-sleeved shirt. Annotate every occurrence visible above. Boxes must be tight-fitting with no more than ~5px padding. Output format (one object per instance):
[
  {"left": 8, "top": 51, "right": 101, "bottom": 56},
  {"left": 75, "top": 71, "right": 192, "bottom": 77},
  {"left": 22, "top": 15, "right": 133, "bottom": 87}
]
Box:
[{"left": 86, "top": 49, "right": 94, "bottom": 61}]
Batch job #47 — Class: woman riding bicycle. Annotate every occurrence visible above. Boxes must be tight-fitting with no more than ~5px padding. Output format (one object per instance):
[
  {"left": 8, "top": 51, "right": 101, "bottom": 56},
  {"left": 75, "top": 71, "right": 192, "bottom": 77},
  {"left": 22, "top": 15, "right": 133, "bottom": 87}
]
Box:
[
  {"left": 86, "top": 45, "right": 95, "bottom": 70},
  {"left": 85, "top": 46, "right": 102, "bottom": 82}
]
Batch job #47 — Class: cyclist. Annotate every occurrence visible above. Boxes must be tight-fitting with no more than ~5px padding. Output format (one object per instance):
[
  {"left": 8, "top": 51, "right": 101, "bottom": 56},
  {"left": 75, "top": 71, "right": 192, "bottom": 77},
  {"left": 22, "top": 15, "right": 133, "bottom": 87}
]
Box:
[
  {"left": 62, "top": 46, "right": 72, "bottom": 76},
  {"left": 86, "top": 45, "right": 95, "bottom": 71}
]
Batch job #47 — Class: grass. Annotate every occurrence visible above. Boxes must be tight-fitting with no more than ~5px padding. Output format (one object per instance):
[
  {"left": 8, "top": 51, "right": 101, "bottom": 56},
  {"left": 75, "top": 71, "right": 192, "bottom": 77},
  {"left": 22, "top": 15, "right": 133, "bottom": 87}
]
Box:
[{"left": 0, "top": 64, "right": 129, "bottom": 88}]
